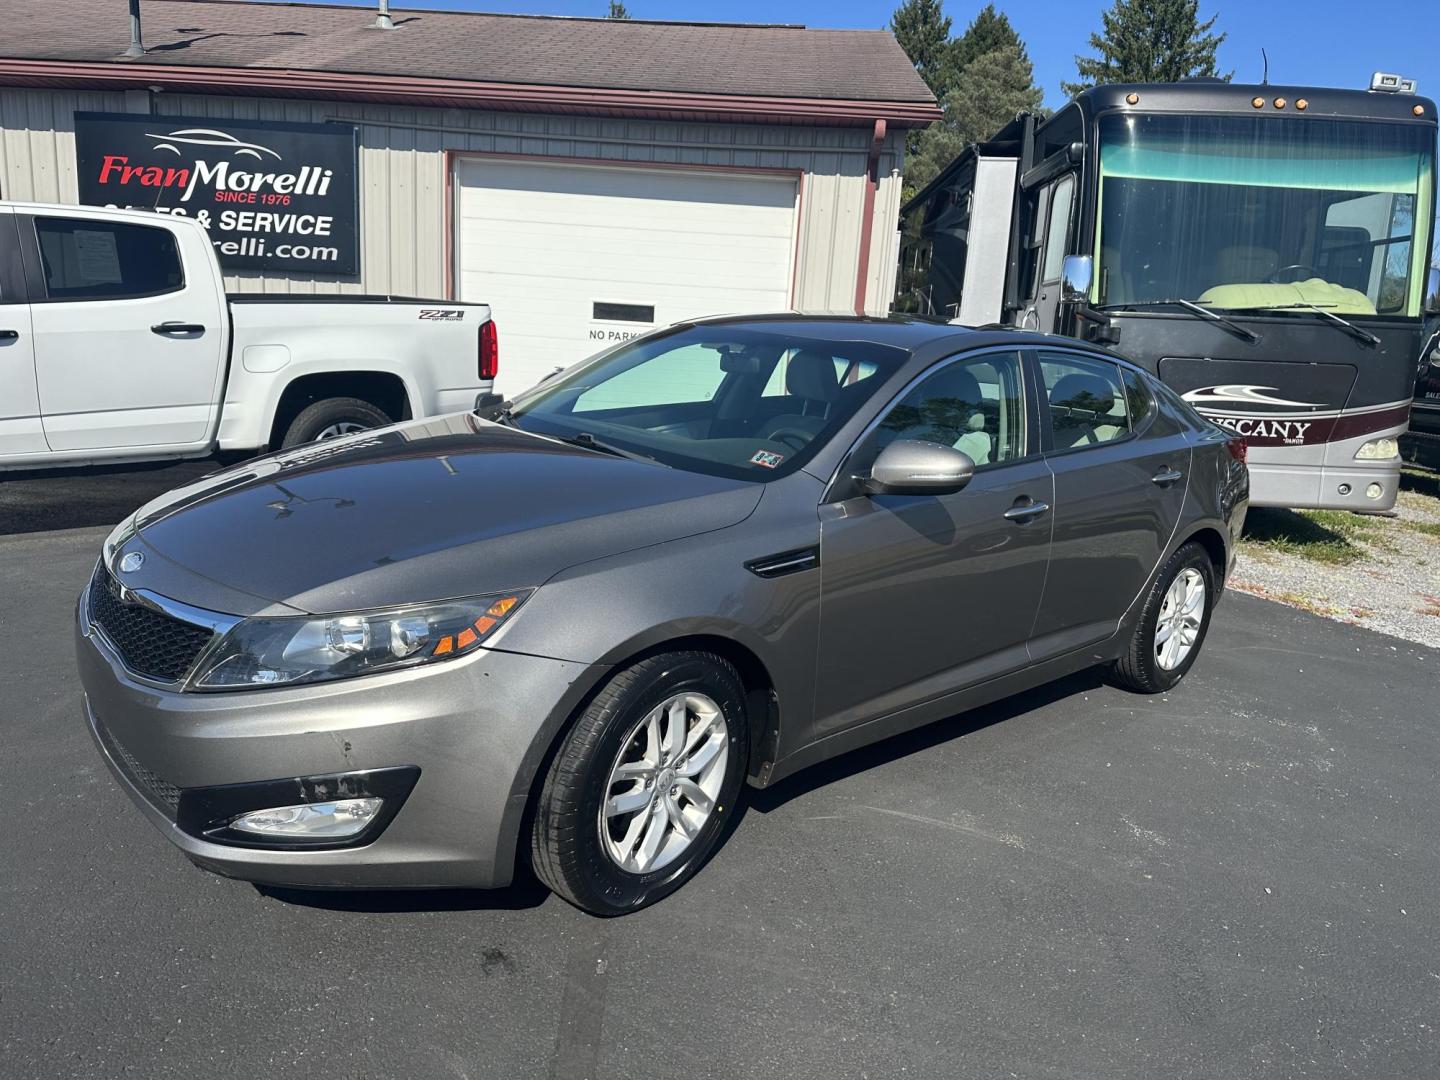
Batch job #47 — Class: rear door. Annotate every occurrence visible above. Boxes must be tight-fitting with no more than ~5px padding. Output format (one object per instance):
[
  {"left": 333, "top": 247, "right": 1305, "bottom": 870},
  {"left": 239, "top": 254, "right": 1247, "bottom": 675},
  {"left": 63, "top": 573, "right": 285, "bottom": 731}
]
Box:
[
  {"left": 0, "top": 209, "right": 45, "bottom": 458},
  {"left": 1027, "top": 348, "right": 1191, "bottom": 660},
  {"left": 23, "top": 210, "right": 226, "bottom": 453}
]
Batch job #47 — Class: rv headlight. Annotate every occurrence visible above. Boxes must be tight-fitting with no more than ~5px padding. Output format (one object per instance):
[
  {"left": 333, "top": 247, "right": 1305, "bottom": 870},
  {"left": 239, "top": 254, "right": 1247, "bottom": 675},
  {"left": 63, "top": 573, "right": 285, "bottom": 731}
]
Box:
[
  {"left": 1354, "top": 437, "right": 1399, "bottom": 461},
  {"left": 189, "top": 592, "right": 530, "bottom": 691}
]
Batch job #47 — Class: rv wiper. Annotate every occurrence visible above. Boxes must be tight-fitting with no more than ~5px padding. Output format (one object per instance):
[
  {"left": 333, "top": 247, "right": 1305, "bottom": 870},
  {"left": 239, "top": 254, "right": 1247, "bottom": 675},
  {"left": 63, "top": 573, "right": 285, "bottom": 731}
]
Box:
[
  {"left": 1260, "top": 304, "right": 1382, "bottom": 347},
  {"left": 1098, "top": 299, "right": 1260, "bottom": 343}
]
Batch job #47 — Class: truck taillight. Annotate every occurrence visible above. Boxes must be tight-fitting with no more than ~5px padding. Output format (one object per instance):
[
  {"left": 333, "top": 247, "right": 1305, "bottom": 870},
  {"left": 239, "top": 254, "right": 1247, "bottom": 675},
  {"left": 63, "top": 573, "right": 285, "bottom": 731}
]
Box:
[
  {"left": 1226, "top": 436, "right": 1247, "bottom": 464},
  {"left": 479, "top": 321, "right": 499, "bottom": 381}
]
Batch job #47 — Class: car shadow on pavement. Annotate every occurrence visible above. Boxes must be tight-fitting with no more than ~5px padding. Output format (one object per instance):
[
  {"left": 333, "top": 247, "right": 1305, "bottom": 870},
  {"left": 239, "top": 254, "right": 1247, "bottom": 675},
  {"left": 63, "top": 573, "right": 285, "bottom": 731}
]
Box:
[
  {"left": 254, "top": 869, "right": 552, "bottom": 913},
  {"left": 252, "top": 668, "right": 1109, "bottom": 915},
  {"left": 744, "top": 666, "right": 1108, "bottom": 815}
]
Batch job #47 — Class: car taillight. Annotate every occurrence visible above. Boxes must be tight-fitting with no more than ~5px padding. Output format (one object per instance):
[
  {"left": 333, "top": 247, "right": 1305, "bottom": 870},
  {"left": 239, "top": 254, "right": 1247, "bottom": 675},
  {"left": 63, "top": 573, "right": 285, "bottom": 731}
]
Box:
[
  {"left": 1226, "top": 436, "right": 1247, "bottom": 464},
  {"left": 479, "top": 321, "right": 499, "bottom": 381}
]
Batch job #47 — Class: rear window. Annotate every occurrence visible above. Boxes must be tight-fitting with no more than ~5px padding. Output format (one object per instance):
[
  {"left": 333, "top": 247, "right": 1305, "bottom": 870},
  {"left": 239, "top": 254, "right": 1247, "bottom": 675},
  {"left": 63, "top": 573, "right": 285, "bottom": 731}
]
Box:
[{"left": 34, "top": 217, "right": 184, "bottom": 301}]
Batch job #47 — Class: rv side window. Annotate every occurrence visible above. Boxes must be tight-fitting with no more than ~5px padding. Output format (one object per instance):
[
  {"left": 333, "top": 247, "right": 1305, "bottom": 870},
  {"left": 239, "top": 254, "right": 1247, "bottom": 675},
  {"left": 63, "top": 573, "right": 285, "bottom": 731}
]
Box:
[{"left": 1041, "top": 176, "right": 1075, "bottom": 285}]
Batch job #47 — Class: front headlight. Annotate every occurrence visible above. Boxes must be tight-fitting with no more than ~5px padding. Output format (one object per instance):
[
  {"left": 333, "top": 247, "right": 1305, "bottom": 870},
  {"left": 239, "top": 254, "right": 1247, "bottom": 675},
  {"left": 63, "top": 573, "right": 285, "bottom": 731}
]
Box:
[
  {"left": 1354, "top": 437, "right": 1400, "bottom": 461},
  {"left": 189, "top": 591, "right": 530, "bottom": 691}
]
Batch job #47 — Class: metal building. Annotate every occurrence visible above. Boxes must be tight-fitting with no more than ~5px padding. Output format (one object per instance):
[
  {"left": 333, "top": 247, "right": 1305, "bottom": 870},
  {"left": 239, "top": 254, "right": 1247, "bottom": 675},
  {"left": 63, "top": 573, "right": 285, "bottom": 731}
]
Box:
[{"left": 0, "top": 0, "right": 938, "bottom": 390}]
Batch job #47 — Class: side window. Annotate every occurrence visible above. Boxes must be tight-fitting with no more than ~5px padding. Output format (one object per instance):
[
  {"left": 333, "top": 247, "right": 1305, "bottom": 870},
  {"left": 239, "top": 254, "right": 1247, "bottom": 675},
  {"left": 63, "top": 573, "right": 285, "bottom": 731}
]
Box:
[
  {"left": 1041, "top": 175, "right": 1075, "bottom": 285},
  {"left": 1040, "top": 352, "right": 1131, "bottom": 449},
  {"left": 1122, "top": 368, "right": 1154, "bottom": 425},
  {"left": 573, "top": 343, "right": 726, "bottom": 412},
  {"left": 34, "top": 217, "right": 183, "bottom": 301},
  {"left": 875, "top": 350, "right": 1025, "bottom": 468}
]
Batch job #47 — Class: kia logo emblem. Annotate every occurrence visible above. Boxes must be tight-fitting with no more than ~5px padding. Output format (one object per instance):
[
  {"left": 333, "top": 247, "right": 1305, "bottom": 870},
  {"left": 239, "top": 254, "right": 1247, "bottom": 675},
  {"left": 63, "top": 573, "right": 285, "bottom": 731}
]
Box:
[{"left": 119, "top": 551, "right": 145, "bottom": 574}]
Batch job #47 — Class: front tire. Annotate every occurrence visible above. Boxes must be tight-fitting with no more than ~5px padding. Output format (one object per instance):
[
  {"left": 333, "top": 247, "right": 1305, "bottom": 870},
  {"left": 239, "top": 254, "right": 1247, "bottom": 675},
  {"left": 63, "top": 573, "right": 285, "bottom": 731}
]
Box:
[
  {"left": 1111, "top": 542, "right": 1215, "bottom": 694},
  {"left": 530, "top": 652, "right": 749, "bottom": 916}
]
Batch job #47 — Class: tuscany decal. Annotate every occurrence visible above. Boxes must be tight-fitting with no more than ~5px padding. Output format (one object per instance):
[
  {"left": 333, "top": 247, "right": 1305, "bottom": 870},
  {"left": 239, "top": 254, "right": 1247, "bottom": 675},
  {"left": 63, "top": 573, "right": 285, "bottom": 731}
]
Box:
[
  {"left": 1182, "top": 383, "right": 1330, "bottom": 445},
  {"left": 1181, "top": 384, "right": 1325, "bottom": 409},
  {"left": 75, "top": 113, "right": 359, "bottom": 275}
]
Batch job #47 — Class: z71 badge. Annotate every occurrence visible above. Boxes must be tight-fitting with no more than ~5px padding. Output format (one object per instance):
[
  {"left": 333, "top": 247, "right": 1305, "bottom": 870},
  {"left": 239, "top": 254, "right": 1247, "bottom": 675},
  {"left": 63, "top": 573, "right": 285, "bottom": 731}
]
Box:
[{"left": 419, "top": 309, "right": 465, "bottom": 321}]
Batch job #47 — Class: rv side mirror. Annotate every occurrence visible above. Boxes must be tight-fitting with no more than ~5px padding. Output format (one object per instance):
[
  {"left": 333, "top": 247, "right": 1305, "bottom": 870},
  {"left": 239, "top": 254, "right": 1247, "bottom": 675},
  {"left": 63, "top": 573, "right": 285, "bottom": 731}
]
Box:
[
  {"left": 1060, "top": 255, "right": 1093, "bottom": 305},
  {"left": 1424, "top": 266, "right": 1440, "bottom": 316}
]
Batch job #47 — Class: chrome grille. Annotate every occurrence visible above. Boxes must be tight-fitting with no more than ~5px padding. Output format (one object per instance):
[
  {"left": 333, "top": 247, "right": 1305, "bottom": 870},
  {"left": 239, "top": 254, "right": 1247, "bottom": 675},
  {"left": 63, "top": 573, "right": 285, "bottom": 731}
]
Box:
[{"left": 88, "top": 566, "right": 214, "bottom": 683}]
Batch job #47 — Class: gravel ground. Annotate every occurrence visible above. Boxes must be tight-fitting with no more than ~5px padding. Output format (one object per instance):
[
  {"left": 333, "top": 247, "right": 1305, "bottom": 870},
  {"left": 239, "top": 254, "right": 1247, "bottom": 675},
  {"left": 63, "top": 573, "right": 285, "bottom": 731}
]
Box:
[{"left": 1232, "top": 469, "right": 1440, "bottom": 648}]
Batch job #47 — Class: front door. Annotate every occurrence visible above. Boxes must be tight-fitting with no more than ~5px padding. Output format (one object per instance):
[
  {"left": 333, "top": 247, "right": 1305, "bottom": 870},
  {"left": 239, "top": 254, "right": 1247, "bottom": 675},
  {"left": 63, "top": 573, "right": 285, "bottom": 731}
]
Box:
[
  {"left": 25, "top": 211, "right": 226, "bottom": 453},
  {"left": 1027, "top": 348, "right": 1192, "bottom": 659},
  {"left": 814, "top": 348, "right": 1053, "bottom": 738},
  {"left": 1019, "top": 173, "right": 1075, "bottom": 334},
  {"left": 0, "top": 211, "right": 45, "bottom": 458}
]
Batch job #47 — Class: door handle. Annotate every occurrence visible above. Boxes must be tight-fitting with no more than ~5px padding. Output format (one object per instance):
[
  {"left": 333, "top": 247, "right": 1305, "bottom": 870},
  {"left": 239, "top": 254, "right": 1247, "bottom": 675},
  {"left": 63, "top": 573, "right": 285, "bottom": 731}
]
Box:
[
  {"left": 0, "top": 329, "right": 18, "bottom": 342},
  {"left": 151, "top": 321, "right": 206, "bottom": 336},
  {"left": 1003, "top": 499, "right": 1051, "bottom": 522},
  {"left": 1151, "top": 467, "right": 1185, "bottom": 486}
]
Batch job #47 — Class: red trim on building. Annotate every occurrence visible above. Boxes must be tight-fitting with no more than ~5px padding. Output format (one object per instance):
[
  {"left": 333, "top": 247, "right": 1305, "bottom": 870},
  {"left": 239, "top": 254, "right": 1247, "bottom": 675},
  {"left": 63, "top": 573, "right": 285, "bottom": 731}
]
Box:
[
  {"left": 853, "top": 118, "right": 887, "bottom": 315},
  {"left": 0, "top": 60, "right": 943, "bottom": 128}
]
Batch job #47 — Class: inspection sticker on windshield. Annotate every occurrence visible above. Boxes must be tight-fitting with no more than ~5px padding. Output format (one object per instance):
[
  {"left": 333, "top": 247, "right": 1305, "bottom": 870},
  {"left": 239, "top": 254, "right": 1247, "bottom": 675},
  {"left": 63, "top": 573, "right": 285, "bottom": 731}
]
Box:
[{"left": 750, "top": 450, "right": 785, "bottom": 469}]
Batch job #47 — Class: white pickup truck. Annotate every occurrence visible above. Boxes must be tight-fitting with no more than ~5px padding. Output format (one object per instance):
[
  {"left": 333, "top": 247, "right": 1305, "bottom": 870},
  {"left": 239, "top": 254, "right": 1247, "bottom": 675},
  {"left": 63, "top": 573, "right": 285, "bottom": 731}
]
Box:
[{"left": 0, "top": 202, "right": 495, "bottom": 470}]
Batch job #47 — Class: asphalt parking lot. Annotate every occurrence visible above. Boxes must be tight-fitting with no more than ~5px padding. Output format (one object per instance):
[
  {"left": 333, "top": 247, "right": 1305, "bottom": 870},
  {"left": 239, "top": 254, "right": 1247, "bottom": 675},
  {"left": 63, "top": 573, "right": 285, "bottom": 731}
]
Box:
[{"left": 3, "top": 468, "right": 1439, "bottom": 1079}]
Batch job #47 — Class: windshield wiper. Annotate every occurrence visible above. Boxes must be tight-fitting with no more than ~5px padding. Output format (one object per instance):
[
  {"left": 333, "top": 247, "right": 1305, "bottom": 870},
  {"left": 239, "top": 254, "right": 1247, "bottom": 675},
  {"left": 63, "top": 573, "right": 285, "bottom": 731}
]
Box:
[
  {"left": 550, "top": 431, "right": 669, "bottom": 467},
  {"left": 1259, "top": 303, "right": 1381, "bottom": 347},
  {"left": 1098, "top": 299, "right": 1260, "bottom": 343}
]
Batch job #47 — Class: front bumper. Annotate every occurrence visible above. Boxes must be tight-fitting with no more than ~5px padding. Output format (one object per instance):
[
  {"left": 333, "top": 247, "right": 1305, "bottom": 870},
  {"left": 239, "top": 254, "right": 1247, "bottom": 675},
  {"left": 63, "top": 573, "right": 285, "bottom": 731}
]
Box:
[{"left": 77, "top": 603, "right": 599, "bottom": 890}]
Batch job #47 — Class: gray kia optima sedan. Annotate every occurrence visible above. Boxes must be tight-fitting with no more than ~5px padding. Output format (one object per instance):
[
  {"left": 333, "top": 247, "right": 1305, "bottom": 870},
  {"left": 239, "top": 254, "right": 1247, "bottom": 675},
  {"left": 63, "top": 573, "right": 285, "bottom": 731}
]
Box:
[{"left": 77, "top": 316, "right": 1248, "bottom": 915}]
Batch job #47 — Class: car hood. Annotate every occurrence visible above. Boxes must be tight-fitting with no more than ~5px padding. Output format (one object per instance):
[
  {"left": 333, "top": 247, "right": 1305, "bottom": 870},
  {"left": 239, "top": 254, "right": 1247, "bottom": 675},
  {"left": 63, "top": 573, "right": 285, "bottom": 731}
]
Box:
[{"left": 119, "top": 414, "right": 762, "bottom": 616}]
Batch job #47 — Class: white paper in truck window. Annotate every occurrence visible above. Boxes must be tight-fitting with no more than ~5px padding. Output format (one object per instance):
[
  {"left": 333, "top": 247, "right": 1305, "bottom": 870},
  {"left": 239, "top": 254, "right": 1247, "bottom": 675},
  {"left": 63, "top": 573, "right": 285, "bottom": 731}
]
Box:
[{"left": 73, "top": 230, "right": 123, "bottom": 285}]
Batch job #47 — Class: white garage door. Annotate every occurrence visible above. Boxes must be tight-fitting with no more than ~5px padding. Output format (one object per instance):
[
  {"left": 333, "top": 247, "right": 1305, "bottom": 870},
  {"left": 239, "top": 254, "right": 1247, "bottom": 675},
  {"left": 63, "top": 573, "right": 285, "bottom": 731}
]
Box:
[{"left": 454, "top": 158, "right": 798, "bottom": 394}]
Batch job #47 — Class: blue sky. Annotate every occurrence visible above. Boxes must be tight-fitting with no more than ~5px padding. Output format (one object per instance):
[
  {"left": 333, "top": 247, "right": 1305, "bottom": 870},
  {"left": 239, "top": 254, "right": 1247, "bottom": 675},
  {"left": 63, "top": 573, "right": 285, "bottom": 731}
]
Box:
[{"left": 304, "top": 0, "right": 1436, "bottom": 110}]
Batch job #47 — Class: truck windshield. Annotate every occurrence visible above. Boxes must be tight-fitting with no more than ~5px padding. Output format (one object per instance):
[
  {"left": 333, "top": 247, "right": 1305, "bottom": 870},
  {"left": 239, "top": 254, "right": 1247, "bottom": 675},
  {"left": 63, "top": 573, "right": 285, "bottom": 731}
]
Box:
[{"left": 1095, "top": 113, "right": 1435, "bottom": 317}]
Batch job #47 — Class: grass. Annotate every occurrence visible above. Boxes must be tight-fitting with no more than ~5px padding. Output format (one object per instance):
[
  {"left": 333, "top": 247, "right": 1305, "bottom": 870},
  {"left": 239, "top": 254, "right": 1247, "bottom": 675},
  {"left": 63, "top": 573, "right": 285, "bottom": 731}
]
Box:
[
  {"left": 1241, "top": 508, "right": 1376, "bottom": 565},
  {"left": 1400, "top": 519, "right": 1440, "bottom": 539},
  {"left": 1401, "top": 466, "right": 1440, "bottom": 500}
]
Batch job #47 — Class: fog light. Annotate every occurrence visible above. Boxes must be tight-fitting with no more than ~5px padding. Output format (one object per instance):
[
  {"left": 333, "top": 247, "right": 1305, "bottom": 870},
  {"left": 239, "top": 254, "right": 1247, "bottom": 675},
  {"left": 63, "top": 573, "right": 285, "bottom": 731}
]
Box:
[
  {"left": 1354, "top": 437, "right": 1399, "bottom": 460},
  {"left": 229, "top": 797, "right": 382, "bottom": 839},
  {"left": 1366, "top": 482, "right": 1384, "bottom": 499}
]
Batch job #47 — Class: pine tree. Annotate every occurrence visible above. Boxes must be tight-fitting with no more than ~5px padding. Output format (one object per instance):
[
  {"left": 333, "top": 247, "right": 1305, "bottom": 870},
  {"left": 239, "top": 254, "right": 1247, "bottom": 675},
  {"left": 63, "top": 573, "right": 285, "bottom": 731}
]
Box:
[
  {"left": 890, "top": 0, "right": 953, "bottom": 95},
  {"left": 906, "top": 44, "right": 1045, "bottom": 199},
  {"left": 607, "top": 1, "right": 631, "bottom": 18},
  {"left": 942, "top": 4, "right": 1027, "bottom": 87},
  {"left": 1063, "top": 0, "right": 1229, "bottom": 97}
]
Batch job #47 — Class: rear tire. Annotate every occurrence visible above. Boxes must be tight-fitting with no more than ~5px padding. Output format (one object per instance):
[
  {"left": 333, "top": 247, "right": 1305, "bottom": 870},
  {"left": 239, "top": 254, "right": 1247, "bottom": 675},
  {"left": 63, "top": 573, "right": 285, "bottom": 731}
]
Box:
[
  {"left": 1111, "top": 542, "right": 1215, "bottom": 694},
  {"left": 280, "top": 397, "right": 391, "bottom": 448},
  {"left": 530, "top": 652, "right": 749, "bottom": 916}
]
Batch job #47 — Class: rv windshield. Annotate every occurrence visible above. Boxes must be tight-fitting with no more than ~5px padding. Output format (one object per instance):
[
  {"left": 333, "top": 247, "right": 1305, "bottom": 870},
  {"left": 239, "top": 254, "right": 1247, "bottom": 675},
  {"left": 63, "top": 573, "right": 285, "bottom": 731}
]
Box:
[{"left": 1095, "top": 113, "right": 1435, "bottom": 317}]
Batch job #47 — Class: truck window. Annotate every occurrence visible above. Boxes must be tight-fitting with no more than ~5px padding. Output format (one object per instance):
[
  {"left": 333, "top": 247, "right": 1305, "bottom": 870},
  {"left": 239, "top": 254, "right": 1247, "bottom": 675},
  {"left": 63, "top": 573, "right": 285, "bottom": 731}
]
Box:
[{"left": 33, "top": 218, "right": 184, "bottom": 302}]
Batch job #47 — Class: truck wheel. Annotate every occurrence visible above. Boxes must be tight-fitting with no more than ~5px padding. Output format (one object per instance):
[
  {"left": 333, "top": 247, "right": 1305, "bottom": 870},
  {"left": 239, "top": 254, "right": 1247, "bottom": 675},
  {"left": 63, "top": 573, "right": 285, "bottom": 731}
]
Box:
[
  {"left": 530, "top": 652, "right": 749, "bottom": 916},
  {"left": 280, "top": 398, "right": 391, "bottom": 448}
]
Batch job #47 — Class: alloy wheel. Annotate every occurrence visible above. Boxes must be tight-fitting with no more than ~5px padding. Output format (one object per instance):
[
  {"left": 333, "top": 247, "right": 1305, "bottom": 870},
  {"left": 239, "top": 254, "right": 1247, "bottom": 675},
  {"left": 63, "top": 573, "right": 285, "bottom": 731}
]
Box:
[
  {"left": 314, "top": 421, "right": 369, "bottom": 441},
  {"left": 1155, "top": 567, "right": 1206, "bottom": 670},
  {"left": 598, "top": 692, "right": 729, "bottom": 874}
]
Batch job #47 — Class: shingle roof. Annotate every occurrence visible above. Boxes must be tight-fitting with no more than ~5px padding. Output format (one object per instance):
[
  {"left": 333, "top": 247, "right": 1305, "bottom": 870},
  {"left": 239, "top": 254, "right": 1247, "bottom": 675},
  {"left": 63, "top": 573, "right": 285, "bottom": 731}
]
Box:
[{"left": 0, "top": 0, "right": 936, "bottom": 107}]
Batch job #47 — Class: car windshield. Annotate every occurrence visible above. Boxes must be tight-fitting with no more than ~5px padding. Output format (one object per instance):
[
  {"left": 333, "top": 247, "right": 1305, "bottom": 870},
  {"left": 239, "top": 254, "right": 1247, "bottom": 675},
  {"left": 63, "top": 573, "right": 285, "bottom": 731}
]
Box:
[
  {"left": 1095, "top": 113, "right": 1435, "bottom": 317},
  {"left": 506, "top": 324, "right": 911, "bottom": 480}
]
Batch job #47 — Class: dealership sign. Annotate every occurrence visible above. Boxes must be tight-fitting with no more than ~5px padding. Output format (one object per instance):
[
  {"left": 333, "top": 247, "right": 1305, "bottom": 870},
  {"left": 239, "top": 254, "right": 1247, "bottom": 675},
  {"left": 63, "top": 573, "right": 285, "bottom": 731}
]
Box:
[{"left": 74, "top": 113, "right": 359, "bottom": 275}]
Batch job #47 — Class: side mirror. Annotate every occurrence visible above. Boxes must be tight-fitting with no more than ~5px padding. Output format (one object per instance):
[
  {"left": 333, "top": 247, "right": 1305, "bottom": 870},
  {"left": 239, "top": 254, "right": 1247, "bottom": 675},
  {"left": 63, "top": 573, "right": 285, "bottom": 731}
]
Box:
[
  {"left": 474, "top": 392, "right": 507, "bottom": 420},
  {"left": 1060, "top": 255, "right": 1093, "bottom": 305},
  {"left": 1424, "top": 266, "right": 1440, "bottom": 316},
  {"left": 864, "top": 439, "right": 975, "bottom": 496}
]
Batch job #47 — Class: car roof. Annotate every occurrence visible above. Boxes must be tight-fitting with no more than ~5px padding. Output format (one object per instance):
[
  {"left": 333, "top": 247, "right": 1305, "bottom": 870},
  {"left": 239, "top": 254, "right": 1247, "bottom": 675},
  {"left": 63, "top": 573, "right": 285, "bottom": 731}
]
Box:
[{"left": 686, "top": 312, "right": 1134, "bottom": 362}]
